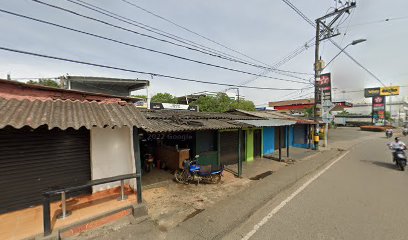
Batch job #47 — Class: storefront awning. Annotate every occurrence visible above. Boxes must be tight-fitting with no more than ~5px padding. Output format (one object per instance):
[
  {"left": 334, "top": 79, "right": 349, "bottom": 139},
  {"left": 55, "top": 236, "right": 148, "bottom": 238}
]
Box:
[{"left": 234, "top": 119, "right": 296, "bottom": 127}]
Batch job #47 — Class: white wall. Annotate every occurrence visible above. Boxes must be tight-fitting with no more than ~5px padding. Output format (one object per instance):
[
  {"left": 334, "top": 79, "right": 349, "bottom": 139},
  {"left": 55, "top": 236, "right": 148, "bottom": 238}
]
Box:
[{"left": 90, "top": 127, "right": 136, "bottom": 193}]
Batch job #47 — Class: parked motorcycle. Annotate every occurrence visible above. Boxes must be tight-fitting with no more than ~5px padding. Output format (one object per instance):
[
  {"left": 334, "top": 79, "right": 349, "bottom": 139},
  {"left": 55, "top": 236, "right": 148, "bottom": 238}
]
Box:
[
  {"left": 403, "top": 128, "right": 408, "bottom": 137},
  {"left": 174, "top": 155, "right": 223, "bottom": 184},
  {"left": 144, "top": 153, "right": 154, "bottom": 173},
  {"left": 389, "top": 146, "right": 407, "bottom": 171},
  {"left": 385, "top": 129, "right": 393, "bottom": 138}
]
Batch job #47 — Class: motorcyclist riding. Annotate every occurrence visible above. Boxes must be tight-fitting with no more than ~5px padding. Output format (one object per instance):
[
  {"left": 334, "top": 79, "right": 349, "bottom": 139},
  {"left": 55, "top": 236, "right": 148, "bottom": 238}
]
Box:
[
  {"left": 388, "top": 137, "right": 407, "bottom": 162},
  {"left": 386, "top": 128, "right": 393, "bottom": 138}
]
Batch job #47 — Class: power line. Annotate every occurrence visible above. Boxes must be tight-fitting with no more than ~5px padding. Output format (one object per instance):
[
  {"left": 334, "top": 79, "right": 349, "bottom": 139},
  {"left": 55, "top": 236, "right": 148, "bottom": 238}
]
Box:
[
  {"left": 32, "top": 0, "right": 312, "bottom": 79},
  {"left": 68, "top": 0, "right": 265, "bottom": 70},
  {"left": 68, "top": 0, "right": 314, "bottom": 78},
  {"left": 340, "top": 16, "right": 408, "bottom": 28},
  {"left": 119, "top": 0, "right": 283, "bottom": 70},
  {"left": 237, "top": 37, "right": 315, "bottom": 86},
  {"left": 281, "top": 0, "right": 386, "bottom": 87},
  {"left": 0, "top": 8, "right": 310, "bottom": 85},
  {"left": 0, "top": 46, "right": 312, "bottom": 91}
]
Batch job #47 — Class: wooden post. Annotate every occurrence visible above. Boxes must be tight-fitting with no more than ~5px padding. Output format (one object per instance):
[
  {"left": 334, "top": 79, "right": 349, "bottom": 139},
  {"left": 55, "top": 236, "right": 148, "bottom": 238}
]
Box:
[{"left": 287, "top": 126, "right": 290, "bottom": 158}]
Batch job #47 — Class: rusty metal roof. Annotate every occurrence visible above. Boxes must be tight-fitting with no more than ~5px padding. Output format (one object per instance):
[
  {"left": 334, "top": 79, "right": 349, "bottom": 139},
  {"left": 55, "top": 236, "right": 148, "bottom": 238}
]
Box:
[
  {"left": 234, "top": 119, "right": 296, "bottom": 127},
  {"left": 142, "top": 118, "right": 239, "bottom": 133},
  {"left": 231, "top": 109, "right": 317, "bottom": 124},
  {"left": 140, "top": 109, "right": 260, "bottom": 120},
  {"left": 139, "top": 110, "right": 261, "bottom": 133},
  {"left": 0, "top": 97, "right": 148, "bottom": 130}
]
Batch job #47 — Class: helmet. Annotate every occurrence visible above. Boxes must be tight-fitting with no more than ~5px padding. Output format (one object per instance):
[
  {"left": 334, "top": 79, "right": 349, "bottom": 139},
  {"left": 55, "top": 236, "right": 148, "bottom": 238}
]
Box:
[{"left": 395, "top": 137, "right": 400, "bottom": 141}]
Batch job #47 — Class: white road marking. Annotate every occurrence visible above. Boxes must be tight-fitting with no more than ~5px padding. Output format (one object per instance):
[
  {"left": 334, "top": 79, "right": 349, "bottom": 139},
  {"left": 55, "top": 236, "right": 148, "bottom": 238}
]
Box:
[{"left": 241, "top": 151, "right": 350, "bottom": 240}]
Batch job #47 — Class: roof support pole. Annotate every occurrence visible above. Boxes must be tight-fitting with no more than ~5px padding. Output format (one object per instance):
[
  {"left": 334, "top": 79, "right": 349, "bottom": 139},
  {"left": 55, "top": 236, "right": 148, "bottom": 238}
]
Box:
[
  {"left": 278, "top": 127, "right": 282, "bottom": 161},
  {"left": 287, "top": 126, "right": 290, "bottom": 158},
  {"left": 133, "top": 128, "right": 143, "bottom": 204},
  {"left": 238, "top": 129, "right": 243, "bottom": 177}
]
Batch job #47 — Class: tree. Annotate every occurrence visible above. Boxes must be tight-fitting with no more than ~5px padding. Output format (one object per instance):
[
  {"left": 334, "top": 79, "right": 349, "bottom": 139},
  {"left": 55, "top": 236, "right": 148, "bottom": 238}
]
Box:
[
  {"left": 304, "top": 107, "right": 314, "bottom": 118},
  {"left": 191, "top": 93, "right": 255, "bottom": 112},
  {"left": 27, "top": 78, "right": 61, "bottom": 88},
  {"left": 231, "top": 99, "right": 256, "bottom": 111},
  {"left": 131, "top": 95, "right": 147, "bottom": 100},
  {"left": 151, "top": 93, "right": 178, "bottom": 103}
]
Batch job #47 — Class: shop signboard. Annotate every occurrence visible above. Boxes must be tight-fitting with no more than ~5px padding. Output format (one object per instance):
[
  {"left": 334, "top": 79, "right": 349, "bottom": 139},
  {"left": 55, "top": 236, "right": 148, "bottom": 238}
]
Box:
[
  {"left": 372, "top": 96, "right": 386, "bottom": 124},
  {"left": 380, "top": 86, "right": 400, "bottom": 96},
  {"left": 364, "top": 87, "right": 381, "bottom": 98},
  {"left": 318, "top": 73, "right": 332, "bottom": 103}
]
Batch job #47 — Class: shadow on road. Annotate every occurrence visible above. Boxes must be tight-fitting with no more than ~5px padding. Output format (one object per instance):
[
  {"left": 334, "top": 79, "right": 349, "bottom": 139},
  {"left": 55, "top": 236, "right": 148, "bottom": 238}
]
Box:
[{"left": 361, "top": 159, "right": 396, "bottom": 170}]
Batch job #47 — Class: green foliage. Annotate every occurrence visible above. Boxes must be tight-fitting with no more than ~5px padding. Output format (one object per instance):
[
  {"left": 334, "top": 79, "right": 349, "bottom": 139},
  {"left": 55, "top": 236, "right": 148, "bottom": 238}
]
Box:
[
  {"left": 231, "top": 99, "right": 256, "bottom": 111},
  {"left": 385, "top": 111, "right": 392, "bottom": 122},
  {"left": 151, "top": 93, "right": 178, "bottom": 103},
  {"left": 338, "top": 110, "right": 350, "bottom": 115},
  {"left": 191, "top": 93, "right": 255, "bottom": 112},
  {"left": 27, "top": 78, "right": 60, "bottom": 88},
  {"left": 131, "top": 95, "right": 147, "bottom": 100},
  {"left": 304, "top": 107, "right": 314, "bottom": 118}
]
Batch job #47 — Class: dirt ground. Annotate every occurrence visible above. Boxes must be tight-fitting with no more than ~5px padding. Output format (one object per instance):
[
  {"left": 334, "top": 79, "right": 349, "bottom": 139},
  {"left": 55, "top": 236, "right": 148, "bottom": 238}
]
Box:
[
  {"left": 143, "top": 171, "right": 252, "bottom": 231},
  {"left": 142, "top": 157, "right": 292, "bottom": 231}
]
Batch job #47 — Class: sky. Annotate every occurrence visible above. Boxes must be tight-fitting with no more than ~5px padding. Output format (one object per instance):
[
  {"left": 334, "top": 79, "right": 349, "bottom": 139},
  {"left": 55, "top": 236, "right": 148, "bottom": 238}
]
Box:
[{"left": 0, "top": 0, "right": 407, "bottom": 106}]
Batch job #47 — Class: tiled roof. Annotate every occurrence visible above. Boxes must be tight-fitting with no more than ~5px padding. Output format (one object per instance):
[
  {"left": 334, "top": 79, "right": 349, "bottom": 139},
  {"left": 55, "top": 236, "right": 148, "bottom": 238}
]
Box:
[{"left": 0, "top": 97, "right": 148, "bottom": 130}]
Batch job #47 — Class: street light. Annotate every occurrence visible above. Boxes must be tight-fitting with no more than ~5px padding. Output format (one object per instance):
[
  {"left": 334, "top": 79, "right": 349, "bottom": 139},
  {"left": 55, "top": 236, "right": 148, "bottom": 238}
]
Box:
[{"left": 323, "top": 39, "right": 367, "bottom": 71}]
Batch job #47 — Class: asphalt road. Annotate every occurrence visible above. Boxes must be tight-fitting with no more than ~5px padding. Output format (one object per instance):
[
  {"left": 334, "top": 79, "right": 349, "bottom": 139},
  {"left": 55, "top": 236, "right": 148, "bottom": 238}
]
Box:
[{"left": 226, "top": 132, "right": 408, "bottom": 240}]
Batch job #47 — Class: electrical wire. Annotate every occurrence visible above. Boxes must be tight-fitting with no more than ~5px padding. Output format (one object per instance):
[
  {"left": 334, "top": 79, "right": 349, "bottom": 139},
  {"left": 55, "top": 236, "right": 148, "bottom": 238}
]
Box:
[
  {"left": 281, "top": 0, "right": 386, "bottom": 87},
  {"left": 32, "top": 0, "right": 312, "bottom": 78},
  {"left": 0, "top": 8, "right": 311, "bottom": 85},
  {"left": 119, "top": 0, "right": 288, "bottom": 71},
  {"left": 68, "top": 0, "right": 263, "bottom": 69},
  {"left": 340, "top": 16, "right": 408, "bottom": 28},
  {"left": 237, "top": 37, "right": 315, "bottom": 86},
  {"left": 0, "top": 46, "right": 312, "bottom": 91}
]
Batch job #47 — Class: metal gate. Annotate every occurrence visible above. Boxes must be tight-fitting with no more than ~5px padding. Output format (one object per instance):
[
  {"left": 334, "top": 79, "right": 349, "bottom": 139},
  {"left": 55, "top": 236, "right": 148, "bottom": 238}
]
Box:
[
  {"left": 220, "top": 131, "right": 239, "bottom": 165},
  {"left": 0, "top": 126, "right": 91, "bottom": 214}
]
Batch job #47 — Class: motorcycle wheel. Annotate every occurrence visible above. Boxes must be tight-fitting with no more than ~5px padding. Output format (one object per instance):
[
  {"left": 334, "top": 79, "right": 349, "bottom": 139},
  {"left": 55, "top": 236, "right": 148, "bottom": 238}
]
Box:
[
  {"left": 174, "top": 170, "right": 189, "bottom": 184},
  {"left": 211, "top": 174, "right": 222, "bottom": 184},
  {"left": 400, "top": 164, "right": 405, "bottom": 171}
]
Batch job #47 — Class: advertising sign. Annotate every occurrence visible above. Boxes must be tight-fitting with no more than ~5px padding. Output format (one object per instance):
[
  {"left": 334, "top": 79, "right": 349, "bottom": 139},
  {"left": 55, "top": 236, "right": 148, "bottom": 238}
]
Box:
[
  {"left": 319, "top": 73, "right": 332, "bottom": 102},
  {"left": 380, "top": 86, "right": 400, "bottom": 96},
  {"left": 372, "top": 96, "right": 386, "bottom": 124},
  {"left": 150, "top": 102, "right": 199, "bottom": 111},
  {"left": 364, "top": 86, "right": 400, "bottom": 97},
  {"left": 364, "top": 87, "right": 381, "bottom": 98}
]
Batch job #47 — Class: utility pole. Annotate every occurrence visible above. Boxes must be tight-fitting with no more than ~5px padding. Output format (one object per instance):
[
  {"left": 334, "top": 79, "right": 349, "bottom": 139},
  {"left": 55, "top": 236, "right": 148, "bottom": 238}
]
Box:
[{"left": 313, "top": 1, "right": 356, "bottom": 150}]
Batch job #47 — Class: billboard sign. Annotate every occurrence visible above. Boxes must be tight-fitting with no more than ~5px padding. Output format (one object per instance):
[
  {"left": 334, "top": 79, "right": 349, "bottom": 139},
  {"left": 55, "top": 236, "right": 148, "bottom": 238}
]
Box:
[
  {"left": 380, "top": 86, "right": 400, "bottom": 96},
  {"left": 319, "top": 73, "right": 332, "bottom": 102},
  {"left": 364, "top": 87, "right": 381, "bottom": 98},
  {"left": 364, "top": 86, "right": 400, "bottom": 97},
  {"left": 372, "top": 96, "right": 386, "bottom": 124},
  {"left": 150, "top": 102, "right": 199, "bottom": 111}
]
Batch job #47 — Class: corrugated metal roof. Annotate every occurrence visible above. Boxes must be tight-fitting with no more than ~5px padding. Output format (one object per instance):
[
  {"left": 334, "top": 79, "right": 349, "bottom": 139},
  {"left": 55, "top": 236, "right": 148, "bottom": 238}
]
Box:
[
  {"left": 142, "top": 118, "right": 239, "bottom": 133},
  {"left": 0, "top": 97, "right": 148, "bottom": 130},
  {"left": 141, "top": 109, "right": 261, "bottom": 120},
  {"left": 232, "top": 109, "right": 317, "bottom": 124},
  {"left": 234, "top": 119, "right": 296, "bottom": 127}
]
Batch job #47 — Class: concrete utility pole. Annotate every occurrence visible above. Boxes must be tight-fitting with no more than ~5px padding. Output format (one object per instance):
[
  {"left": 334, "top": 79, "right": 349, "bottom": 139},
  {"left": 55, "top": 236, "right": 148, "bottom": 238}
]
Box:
[{"left": 313, "top": 2, "right": 357, "bottom": 150}]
